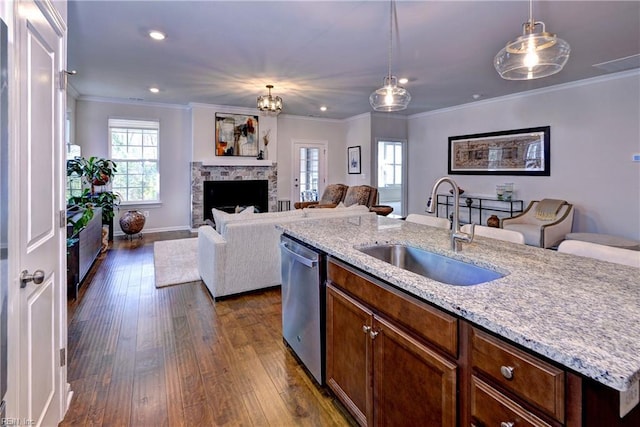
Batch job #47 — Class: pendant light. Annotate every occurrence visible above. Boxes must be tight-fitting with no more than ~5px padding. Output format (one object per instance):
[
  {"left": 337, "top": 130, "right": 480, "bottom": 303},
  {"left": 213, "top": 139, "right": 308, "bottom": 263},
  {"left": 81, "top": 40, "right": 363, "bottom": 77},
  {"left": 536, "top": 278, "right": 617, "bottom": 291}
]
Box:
[
  {"left": 494, "top": 0, "right": 570, "bottom": 80},
  {"left": 257, "top": 85, "right": 283, "bottom": 114},
  {"left": 369, "top": 0, "right": 411, "bottom": 112}
]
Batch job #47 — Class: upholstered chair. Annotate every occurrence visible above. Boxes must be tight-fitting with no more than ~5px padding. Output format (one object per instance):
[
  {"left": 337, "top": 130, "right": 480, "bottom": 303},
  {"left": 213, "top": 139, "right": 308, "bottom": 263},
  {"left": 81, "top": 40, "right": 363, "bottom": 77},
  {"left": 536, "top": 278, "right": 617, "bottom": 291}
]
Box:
[
  {"left": 558, "top": 240, "right": 640, "bottom": 268},
  {"left": 461, "top": 224, "right": 525, "bottom": 244},
  {"left": 343, "top": 185, "right": 379, "bottom": 208},
  {"left": 501, "top": 199, "right": 574, "bottom": 248},
  {"left": 405, "top": 214, "right": 451, "bottom": 229},
  {"left": 294, "top": 183, "right": 348, "bottom": 209}
]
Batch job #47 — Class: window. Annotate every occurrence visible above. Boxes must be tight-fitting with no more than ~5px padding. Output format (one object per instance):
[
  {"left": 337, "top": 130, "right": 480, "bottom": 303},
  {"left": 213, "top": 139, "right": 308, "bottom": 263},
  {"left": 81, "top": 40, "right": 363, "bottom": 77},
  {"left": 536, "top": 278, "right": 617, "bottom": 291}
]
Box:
[
  {"left": 109, "top": 118, "right": 160, "bottom": 203},
  {"left": 377, "top": 141, "right": 403, "bottom": 187},
  {"left": 376, "top": 140, "right": 406, "bottom": 217},
  {"left": 66, "top": 144, "right": 83, "bottom": 200}
]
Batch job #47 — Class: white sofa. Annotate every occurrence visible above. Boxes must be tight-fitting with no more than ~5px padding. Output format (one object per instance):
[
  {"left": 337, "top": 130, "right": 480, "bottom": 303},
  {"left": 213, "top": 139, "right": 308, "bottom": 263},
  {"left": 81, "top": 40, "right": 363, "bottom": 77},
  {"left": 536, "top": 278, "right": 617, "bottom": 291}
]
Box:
[{"left": 198, "top": 205, "right": 375, "bottom": 299}]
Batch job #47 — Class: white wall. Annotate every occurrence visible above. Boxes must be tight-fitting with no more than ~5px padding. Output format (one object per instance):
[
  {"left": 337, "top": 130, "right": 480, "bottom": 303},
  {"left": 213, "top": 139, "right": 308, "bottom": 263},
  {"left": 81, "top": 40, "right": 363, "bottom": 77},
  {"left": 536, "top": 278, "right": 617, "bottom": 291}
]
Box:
[
  {"left": 66, "top": 93, "right": 76, "bottom": 145},
  {"left": 276, "top": 114, "right": 346, "bottom": 200},
  {"left": 75, "top": 99, "right": 192, "bottom": 233},
  {"left": 344, "top": 113, "right": 372, "bottom": 186},
  {"left": 408, "top": 71, "right": 640, "bottom": 240}
]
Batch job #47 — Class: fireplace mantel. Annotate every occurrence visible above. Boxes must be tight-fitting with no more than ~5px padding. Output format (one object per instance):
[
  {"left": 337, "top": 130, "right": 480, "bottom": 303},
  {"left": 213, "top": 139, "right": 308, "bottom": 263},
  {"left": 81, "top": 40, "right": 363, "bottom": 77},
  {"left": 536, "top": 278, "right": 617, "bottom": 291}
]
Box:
[{"left": 202, "top": 158, "right": 275, "bottom": 167}]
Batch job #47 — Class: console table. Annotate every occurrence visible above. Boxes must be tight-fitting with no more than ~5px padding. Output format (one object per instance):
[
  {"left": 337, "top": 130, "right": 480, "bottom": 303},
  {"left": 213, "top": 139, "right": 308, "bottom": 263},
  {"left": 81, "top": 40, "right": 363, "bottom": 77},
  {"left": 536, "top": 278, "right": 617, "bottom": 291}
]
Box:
[
  {"left": 436, "top": 194, "right": 524, "bottom": 226},
  {"left": 67, "top": 207, "right": 103, "bottom": 299}
]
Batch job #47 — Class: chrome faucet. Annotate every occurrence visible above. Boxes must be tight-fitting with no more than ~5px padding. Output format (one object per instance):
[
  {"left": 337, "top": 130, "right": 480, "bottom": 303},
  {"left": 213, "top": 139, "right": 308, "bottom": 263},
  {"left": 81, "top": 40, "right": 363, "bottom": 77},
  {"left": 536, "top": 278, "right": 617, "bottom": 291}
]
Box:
[{"left": 426, "top": 176, "right": 474, "bottom": 252}]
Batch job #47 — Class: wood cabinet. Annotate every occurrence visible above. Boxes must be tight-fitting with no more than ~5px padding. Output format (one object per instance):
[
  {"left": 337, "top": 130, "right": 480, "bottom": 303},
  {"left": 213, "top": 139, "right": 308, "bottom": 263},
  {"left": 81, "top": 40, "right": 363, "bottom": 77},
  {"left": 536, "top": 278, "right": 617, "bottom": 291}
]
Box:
[
  {"left": 322, "top": 257, "right": 640, "bottom": 426},
  {"left": 373, "top": 314, "right": 457, "bottom": 427},
  {"left": 471, "top": 376, "right": 555, "bottom": 427},
  {"left": 472, "top": 328, "right": 565, "bottom": 420},
  {"left": 67, "top": 207, "right": 102, "bottom": 299},
  {"left": 326, "top": 285, "right": 371, "bottom": 426},
  {"left": 470, "top": 327, "right": 566, "bottom": 426},
  {"left": 326, "top": 259, "right": 457, "bottom": 427}
]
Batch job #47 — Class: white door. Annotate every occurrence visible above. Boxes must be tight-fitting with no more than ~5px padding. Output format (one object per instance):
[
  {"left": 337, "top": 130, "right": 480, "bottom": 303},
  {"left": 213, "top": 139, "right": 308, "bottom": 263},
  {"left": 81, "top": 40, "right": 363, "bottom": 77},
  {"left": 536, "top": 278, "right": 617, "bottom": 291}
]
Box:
[
  {"left": 12, "top": 1, "right": 66, "bottom": 425},
  {"left": 292, "top": 141, "right": 327, "bottom": 204}
]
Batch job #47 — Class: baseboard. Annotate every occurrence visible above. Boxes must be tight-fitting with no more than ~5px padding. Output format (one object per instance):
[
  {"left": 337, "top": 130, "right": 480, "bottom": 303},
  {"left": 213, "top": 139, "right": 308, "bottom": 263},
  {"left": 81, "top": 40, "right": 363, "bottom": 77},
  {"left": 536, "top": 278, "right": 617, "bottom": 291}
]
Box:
[
  {"left": 114, "top": 225, "right": 191, "bottom": 236},
  {"left": 65, "top": 382, "right": 74, "bottom": 412}
]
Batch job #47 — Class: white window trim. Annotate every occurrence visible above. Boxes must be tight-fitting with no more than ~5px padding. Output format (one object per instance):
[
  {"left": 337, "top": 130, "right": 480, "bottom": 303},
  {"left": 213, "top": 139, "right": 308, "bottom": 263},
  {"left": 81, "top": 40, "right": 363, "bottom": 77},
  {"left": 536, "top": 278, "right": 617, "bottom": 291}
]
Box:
[{"left": 108, "top": 118, "right": 161, "bottom": 203}]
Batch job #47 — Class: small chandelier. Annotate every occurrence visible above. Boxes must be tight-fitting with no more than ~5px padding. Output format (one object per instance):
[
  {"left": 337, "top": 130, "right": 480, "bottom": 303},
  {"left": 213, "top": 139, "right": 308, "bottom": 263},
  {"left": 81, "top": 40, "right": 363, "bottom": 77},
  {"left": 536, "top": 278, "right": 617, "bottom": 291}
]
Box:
[
  {"left": 257, "top": 84, "right": 283, "bottom": 114},
  {"left": 369, "top": 0, "right": 411, "bottom": 112},
  {"left": 495, "top": 0, "right": 570, "bottom": 80}
]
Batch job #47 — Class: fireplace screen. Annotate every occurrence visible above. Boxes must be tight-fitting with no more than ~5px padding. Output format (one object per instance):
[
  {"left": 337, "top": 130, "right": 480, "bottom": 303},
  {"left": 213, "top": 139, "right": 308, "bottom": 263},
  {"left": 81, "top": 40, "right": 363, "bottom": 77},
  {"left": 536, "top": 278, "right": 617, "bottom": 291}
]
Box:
[{"left": 203, "top": 180, "right": 269, "bottom": 221}]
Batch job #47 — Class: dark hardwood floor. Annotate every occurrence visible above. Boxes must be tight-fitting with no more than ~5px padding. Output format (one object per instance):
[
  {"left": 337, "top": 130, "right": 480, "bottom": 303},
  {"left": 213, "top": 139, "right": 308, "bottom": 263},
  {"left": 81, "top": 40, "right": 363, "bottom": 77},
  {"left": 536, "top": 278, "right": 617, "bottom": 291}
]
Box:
[{"left": 61, "top": 231, "right": 352, "bottom": 426}]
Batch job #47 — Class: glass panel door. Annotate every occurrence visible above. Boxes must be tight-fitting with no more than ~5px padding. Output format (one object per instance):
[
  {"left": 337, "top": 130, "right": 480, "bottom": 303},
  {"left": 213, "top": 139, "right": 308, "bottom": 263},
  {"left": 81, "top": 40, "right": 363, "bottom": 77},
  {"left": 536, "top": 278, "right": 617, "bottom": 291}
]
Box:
[
  {"left": 292, "top": 141, "right": 327, "bottom": 204},
  {"left": 299, "top": 147, "right": 319, "bottom": 202},
  {"left": 377, "top": 140, "right": 406, "bottom": 216}
]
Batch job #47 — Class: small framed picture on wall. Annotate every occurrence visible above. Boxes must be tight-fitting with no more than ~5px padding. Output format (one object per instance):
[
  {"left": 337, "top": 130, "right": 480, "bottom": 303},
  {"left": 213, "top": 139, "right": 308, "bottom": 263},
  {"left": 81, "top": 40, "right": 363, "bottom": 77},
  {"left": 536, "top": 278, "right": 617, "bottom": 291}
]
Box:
[{"left": 348, "top": 146, "right": 361, "bottom": 174}]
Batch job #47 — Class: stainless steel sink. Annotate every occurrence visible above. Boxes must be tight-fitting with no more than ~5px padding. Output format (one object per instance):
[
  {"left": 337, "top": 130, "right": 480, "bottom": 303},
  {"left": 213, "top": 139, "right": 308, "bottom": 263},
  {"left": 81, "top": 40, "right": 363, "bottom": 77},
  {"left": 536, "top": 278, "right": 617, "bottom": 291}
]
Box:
[{"left": 357, "top": 244, "right": 504, "bottom": 286}]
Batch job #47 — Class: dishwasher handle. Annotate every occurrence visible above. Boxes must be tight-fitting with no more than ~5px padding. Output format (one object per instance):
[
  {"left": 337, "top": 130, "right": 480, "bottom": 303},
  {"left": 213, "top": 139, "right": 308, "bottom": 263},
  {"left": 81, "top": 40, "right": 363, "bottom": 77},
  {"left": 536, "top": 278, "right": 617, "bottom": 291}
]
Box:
[{"left": 280, "top": 241, "right": 318, "bottom": 268}]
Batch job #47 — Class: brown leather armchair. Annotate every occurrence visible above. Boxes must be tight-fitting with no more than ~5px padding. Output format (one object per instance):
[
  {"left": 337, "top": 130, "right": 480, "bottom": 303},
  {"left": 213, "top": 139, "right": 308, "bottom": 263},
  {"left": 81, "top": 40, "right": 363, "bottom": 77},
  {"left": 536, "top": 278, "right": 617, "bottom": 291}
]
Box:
[
  {"left": 343, "top": 185, "right": 378, "bottom": 208},
  {"left": 294, "top": 183, "right": 348, "bottom": 209}
]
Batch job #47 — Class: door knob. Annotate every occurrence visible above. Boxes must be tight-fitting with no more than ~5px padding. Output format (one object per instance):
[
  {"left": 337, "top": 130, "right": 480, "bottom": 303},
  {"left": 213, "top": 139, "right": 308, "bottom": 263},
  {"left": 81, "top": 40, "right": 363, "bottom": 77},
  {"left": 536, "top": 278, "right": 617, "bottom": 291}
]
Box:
[{"left": 20, "top": 269, "right": 45, "bottom": 288}]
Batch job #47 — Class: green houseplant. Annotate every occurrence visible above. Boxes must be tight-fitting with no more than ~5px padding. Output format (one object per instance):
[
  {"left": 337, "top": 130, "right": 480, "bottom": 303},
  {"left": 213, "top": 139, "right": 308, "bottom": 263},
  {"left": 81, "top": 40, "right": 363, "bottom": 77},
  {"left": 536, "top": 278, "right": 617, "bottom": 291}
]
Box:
[
  {"left": 66, "top": 156, "right": 120, "bottom": 242},
  {"left": 66, "top": 156, "right": 118, "bottom": 194}
]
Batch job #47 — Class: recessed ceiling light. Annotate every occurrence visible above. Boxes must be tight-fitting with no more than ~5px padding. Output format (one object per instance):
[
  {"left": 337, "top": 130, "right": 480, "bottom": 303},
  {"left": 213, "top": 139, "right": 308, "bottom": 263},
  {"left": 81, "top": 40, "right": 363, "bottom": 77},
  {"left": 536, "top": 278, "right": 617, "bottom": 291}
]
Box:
[
  {"left": 149, "top": 30, "right": 166, "bottom": 41},
  {"left": 149, "top": 87, "right": 160, "bottom": 93},
  {"left": 320, "top": 106, "right": 327, "bottom": 112},
  {"left": 472, "top": 94, "right": 482, "bottom": 100},
  {"left": 398, "top": 78, "right": 409, "bottom": 85}
]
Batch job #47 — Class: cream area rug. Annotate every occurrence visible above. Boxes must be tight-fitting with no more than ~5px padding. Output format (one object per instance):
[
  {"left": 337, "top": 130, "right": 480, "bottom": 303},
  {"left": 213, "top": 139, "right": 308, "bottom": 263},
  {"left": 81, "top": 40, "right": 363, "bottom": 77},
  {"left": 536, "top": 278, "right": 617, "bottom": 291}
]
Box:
[{"left": 153, "top": 238, "right": 200, "bottom": 288}]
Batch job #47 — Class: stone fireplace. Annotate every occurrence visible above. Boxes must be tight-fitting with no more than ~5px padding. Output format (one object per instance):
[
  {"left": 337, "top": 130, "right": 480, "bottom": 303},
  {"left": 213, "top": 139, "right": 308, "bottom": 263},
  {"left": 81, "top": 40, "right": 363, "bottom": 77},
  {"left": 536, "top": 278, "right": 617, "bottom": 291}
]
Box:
[{"left": 191, "top": 162, "right": 277, "bottom": 228}]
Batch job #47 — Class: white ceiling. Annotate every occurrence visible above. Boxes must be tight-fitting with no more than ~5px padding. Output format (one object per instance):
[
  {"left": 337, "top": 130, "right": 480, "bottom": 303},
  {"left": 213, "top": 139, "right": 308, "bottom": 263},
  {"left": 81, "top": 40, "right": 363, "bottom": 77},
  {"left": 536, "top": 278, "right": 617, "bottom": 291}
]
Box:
[{"left": 67, "top": 1, "right": 640, "bottom": 120}]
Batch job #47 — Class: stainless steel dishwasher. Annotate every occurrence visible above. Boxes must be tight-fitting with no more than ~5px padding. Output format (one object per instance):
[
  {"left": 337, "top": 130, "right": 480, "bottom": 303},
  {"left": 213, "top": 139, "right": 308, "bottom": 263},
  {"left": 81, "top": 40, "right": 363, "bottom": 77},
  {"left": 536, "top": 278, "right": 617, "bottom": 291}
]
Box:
[{"left": 280, "top": 235, "right": 326, "bottom": 384}]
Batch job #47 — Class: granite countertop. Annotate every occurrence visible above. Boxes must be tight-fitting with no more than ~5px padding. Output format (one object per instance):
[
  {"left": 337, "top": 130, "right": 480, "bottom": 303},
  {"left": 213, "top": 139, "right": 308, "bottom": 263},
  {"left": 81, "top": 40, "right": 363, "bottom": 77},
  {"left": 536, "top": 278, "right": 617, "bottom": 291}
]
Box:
[{"left": 277, "top": 215, "right": 640, "bottom": 392}]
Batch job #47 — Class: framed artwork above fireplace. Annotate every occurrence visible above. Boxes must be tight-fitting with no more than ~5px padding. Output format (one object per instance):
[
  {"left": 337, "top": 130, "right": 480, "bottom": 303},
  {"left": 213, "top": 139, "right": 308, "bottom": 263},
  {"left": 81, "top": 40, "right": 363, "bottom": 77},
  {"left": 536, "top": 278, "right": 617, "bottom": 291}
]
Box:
[{"left": 215, "top": 113, "right": 259, "bottom": 157}]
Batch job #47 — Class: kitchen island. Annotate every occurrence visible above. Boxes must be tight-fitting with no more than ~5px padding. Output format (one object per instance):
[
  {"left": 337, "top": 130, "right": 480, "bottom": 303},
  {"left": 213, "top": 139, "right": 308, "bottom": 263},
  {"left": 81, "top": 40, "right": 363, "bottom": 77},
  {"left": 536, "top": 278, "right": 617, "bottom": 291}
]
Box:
[{"left": 278, "top": 215, "right": 639, "bottom": 426}]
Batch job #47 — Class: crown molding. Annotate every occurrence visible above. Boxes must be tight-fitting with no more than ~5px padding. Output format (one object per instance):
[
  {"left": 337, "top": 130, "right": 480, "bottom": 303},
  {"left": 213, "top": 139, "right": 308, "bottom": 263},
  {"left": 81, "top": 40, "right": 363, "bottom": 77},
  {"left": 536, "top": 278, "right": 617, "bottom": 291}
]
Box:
[
  {"left": 77, "top": 95, "right": 189, "bottom": 110},
  {"left": 409, "top": 69, "right": 640, "bottom": 119},
  {"left": 278, "top": 113, "right": 343, "bottom": 124},
  {"left": 67, "top": 83, "right": 80, "bottom": 99}
]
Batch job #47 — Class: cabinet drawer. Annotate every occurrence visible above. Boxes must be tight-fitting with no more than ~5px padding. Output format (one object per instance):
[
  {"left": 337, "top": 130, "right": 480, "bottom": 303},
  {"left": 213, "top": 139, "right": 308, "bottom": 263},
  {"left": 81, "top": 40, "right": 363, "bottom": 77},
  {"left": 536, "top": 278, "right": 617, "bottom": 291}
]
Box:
[
  {"left": 328, "top": 259, "right": 457, "bottom": 357},
  {"left": 471, "top": 328, "right": 565, "bottom": 422},
  {"left": 471, "top": 376, "right": 555, "bottom": 427}
]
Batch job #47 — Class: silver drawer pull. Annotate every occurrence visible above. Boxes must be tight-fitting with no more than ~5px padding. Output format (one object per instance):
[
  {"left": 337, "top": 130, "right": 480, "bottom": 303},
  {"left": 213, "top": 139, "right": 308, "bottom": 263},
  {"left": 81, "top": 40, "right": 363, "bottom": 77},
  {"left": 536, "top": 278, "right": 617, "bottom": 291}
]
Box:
[
  {"left": 369, "top": 329, "right": 379, "bottom": 339},
  {"left": 500, "top": 365, "right": 515, "bottom": 380},
  {"left": 362, "top": 325, "right": 371, "bottom": 334},
  {"left": 500, "top": 422, "right": 515, "bottom": 427}
]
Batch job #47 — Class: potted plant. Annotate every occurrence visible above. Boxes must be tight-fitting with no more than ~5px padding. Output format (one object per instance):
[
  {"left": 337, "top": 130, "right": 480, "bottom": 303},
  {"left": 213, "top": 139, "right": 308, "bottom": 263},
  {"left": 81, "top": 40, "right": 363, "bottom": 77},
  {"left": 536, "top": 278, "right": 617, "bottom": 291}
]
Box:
[
  {"left": 67, "top": 156, "right": 118, "bottom": 194},
  {"left": 66, "top": 156, "right": 120, "bottom": 240},
  {"left": 66, "top": 202, "right": 94, "bottom": 247}
]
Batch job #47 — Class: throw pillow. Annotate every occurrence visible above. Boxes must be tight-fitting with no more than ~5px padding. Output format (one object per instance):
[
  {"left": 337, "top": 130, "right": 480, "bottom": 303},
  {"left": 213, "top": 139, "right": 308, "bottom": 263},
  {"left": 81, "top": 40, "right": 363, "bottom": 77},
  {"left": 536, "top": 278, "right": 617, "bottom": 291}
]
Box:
[
  {"left": 239, "top": 205, "right": 255, "bottom": 215},
  {"left": 211, "top": 208, "right": 230, "bottom": 229}
]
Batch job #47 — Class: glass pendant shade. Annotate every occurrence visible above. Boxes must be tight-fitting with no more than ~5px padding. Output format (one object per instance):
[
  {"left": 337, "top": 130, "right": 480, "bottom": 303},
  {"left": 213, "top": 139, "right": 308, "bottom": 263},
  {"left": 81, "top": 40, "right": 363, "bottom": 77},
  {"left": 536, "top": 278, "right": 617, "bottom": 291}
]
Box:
[
  {"left": 257, "top": 85, "right": 283, "bottom": 114},
  {"left": 370, "top": 0, "right": 411, "bottom": 112},
  {"left": 495, "top": 20, "right": 570, "bottom": 80},
  {"left": 369, "top": 75, "right": 411, "bottom": 112}
]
